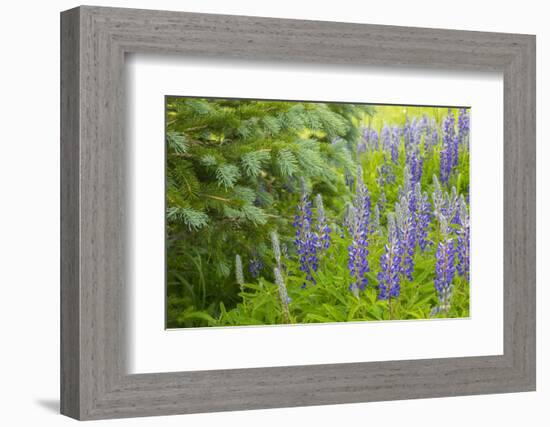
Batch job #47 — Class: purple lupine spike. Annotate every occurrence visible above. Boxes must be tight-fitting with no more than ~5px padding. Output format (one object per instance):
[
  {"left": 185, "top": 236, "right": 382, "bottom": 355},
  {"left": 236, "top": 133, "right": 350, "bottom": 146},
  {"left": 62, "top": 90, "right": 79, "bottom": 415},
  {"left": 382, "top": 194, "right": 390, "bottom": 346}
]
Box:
[
  {"left": 406, "top": 143, "right": 424, "bottom": 186},
  {"left": 452, "top": 134, "right": 460, "bottom": 167},
  {"left": 456, "top": 195, "right": 470, "bottom": 279},
  {"left": 293, "top": 182, "right": 319, "bottom": 287},
  {"left": 415, "top": 182, "right": 432, "bottom": 251},
  {"left": 419, "top": 114, "right": 429, "bottom": 134},
  {"left": 428, "top": 120, "right": 439, "bottom": 152},
  {"left": 434, "top": 216, "right": 457, "bottom": 314},
  {"left": 361, "top": 126, "right": 370, "bottom": 144},
  {"left": 248, "top": 256, "right": 263, "bottom": 278},
  {"left": 315, "top": 194, "right": 331, "bottom": 250},
  {"left": 390, "top": 125, "right": 400, "bottom": 163},
  {"left": 376, "top": 162, "right": 396, "bottom": 188},
  {"left": 440, "top": 110, "right": 456, "bottom": 184},
  {"left": 378, "top": 214, "right": 404, "bottom": 300},
  {"left": 395, "top": 195, "right": 416, "bottom": 281},
  {"left": 357, "top": 140, "right": 366, "bottom": 155},
  {"left": 411, "top": 118, "right": 422, "bottom": 146},
  {"left": 458, "top": 108, "right": 470, "bottom": 146},
  {"left": 381, "top": 124, "right": 391, "bottom": 151},
  {"left": 370, "top": 128, "right": 379, "bottom": 150},
  {"left": 403, "top": 117, "right": 411, "bottom": 148},
  {"left": 378, "top": 192, "right": 387, "bottom": 213},
  {"left": 348, "top": 167, "right": 371, "bottom": 296},
  {"left": 444, "top": 186, "right": 460, "bottom": 225},
  {"left": 432, "top": 174, "right": 445, "bottom": 219},
  {"left": 343, "top": 202, "right": 355, "bottom": 235}
]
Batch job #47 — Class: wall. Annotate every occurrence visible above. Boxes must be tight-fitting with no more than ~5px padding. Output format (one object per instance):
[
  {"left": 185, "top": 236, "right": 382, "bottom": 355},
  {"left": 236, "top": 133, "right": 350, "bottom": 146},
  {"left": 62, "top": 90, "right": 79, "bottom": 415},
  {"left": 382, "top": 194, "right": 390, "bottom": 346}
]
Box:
[{"left": 0, "top": 0, "right": 546, "bottom": 425}]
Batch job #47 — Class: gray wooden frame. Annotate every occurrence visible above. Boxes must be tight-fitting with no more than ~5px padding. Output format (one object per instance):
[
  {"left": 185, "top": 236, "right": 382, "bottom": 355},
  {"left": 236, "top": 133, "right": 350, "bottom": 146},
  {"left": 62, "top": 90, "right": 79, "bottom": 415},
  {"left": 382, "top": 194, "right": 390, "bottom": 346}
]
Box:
[{"left": 60, "top": 5, "right": 536, "bottom": 421}]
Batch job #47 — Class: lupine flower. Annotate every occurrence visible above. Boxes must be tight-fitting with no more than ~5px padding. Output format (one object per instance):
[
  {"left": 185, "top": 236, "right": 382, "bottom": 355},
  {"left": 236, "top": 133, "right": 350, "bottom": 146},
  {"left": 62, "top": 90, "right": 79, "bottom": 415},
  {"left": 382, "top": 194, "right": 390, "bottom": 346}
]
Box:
[
  {"left": 357, "top": 140, "right": 367, "bottom": 155},
  {"left": 415, "top": 182, "right": 432, "bottom": 251},
  {"left": 434, "top": 216, "right": 457, "bottom": 314},
  {"left": 348, "top": 167, "right": 371, "bottom": 296},
  {"left": 428, "top": 118, "right": 439, "bottom": 151},
  {"left": 440, "top": 110, "right": 456, "bottom": 184},
  {"left": 381, "top": 124, "right": 391, "bottom": 151},
  {"left": 271, "top": 230, "right": 282, "bottom": 268},
  {"left": 235, "top": 254, "right": 244, "bottom": 288},
  {"left": 452, "top": 134, "right": 459, "bottom": 167},
  {"left": 419, "top": 114, "right": 429, "bottom": 134},
  {"left": 361, "top": 126, "right": 370, "bottom": 144},
  {"left": 361, "top": 126, "right": 379, "bottom": 151},
  {"left": 248, "top": 256, "right": 263, "bottom": 278},
  {"left": 315, "top": 194, "right": 331, "bottom": 250},
  {"left": 370, "top": 128, "right": 379, "bottom": 150},
  {"left": 432, "top": 174, "right": 445, "bottom": 219},
  {"left": 274, "top": 266, "right": 291, "bottom": 322},
  {"left": 458, "top": 108, "right": 470, "bottom": 146},
  {"left": 378, "top": 214, "right": 404, "bottom": 300},
  {"left": 445, "top": 186, "right": 460, "bottom": 225},
  {"left": 376, "top": 162, "right": 396, "bottom": 187},
  {"left": 403, "top": 117, "right": 411, "bottom": 148},
  {"left": 406, "top": 143, "right": 424, "bottom": 185},
  {"left": 378, "top": 192, "right": 387, "bottom": 212},
  {"left": 343, "top": 202, "right": 355, "bottom": 235},
  {"left": 456, "top": 194, "right": 470, "bottom": 279},
  {"left": 410, "top": 118, "right": 422, "bottom": 146},
  {"left": 293, "top": 183, "right": 319, "bottom": 287},
  {"left": 395, "top": 195, "right": 416, "bottom": 280},
  {"left": 390, "top": 126, "right": 400, "bottom": 163},
  {"left": 399, "top": 165, "right": 413, "bottom": 201}
]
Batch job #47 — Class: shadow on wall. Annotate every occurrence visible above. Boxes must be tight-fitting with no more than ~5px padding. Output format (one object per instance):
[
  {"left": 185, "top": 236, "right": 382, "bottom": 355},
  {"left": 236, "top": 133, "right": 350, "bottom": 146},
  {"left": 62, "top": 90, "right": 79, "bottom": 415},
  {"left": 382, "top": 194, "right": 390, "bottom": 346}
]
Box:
[{"left": 35, "top": 399, "right": 59, "bottom": 414}]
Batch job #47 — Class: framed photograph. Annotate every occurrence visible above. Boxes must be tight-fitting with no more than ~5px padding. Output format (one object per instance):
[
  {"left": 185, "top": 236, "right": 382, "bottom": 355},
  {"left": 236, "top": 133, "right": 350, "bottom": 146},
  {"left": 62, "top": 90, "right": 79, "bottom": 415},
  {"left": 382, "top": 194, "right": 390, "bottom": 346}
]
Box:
[{"left": 61, "top": 5, "right": 536, "bottom": 420}]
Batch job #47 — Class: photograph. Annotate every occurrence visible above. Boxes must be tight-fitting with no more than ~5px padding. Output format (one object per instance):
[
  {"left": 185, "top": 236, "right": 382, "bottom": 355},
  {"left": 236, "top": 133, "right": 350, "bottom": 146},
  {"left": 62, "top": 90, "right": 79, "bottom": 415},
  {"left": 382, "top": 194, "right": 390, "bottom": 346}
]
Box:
[{"left": 165, "top": 97, "right": 471, "bottom": 328}]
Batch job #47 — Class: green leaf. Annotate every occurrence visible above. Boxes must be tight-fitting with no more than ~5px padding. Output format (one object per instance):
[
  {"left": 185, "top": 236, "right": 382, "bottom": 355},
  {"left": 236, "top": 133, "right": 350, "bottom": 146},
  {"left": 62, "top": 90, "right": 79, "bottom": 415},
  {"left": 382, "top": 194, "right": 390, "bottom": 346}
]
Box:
[
  {"left": 277, "top": 148, "right": 298, "bottom": 177},
  {"left": 216, "top": 164, "right": 240, "bottom": 188}
]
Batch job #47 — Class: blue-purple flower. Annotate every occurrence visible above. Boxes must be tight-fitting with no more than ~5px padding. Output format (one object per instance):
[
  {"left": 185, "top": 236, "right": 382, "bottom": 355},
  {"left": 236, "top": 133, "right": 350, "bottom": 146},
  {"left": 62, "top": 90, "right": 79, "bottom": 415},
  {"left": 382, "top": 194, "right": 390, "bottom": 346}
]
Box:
[
  {"left": 458, "top": 108, "right": 470, "bottom": 146},
  {"left": 415, "top": 182, "right": 432, "bottom": 251},
  {"left": 390, "top": 125, "right": 400, "bottom": 163},
  {"left": 440, "top": 110, "right": 457, "bottom": 184},
  {"left": 361, "top": 127, "right": 379, "bottom": 151},
  {"left": 370, "top": 128, "right": 379, "bottom": 150},
  {"left": 315, "top": 194, "right": 331, "bottom": 250},
  {"left": 381, "top": 124, "right": 391, "bottom": 151},
  {"left": 248, "top": 252, "right": 263, "bottom": 278},
  {"left": 395, "top": 194, "right": 416, "bottom": 280},
  {"left": 407, "top": 143, "right": 424, "bottom": 186},
  {"left": 376, "top": 162, "right": 396, "bottom": 188},
  {"left": 426, "top": 119, "right": 439, "bottom": 152},
  {"left": 403, "top": 117, "right": 411, "bottom": 148},
  {"left": 378, "top": 214, "right": 404, "bottom": 300},
  {"left": 348, "top": 167, "right": 371, "bottom": 296},
  {"left": 293, "top": 182, "right": 319, "bottom": 287}
]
